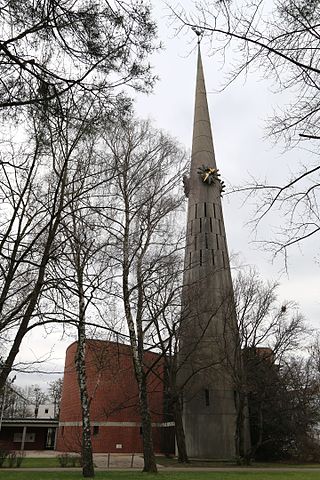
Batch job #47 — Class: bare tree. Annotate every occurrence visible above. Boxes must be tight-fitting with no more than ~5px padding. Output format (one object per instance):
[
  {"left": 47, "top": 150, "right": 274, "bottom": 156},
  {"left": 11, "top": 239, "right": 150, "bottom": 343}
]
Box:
[
  {"left": 103, "top": 117, "right": 186, "bottom": 472},
  {"left": 28, "top": 385, "right": 48, "bottom": 418},
  {"left": 0, "top": 98, "right": 104, "bottom": 391},
  {"left": 48, "top": 378, "right": 63, "bottom": 419},
  {"left": 0, "top": 0, "right": 157, "bottom": 110},
  {"left": 226, "top": 267, "right": 309, "bottom": 462},
  {"left": 0, "top": 0, "right": 160, "bottom": 388},
  {"left": 39, "top": 104, "right": 116, "bottom": 477},
  {"left": 0, "top": 378, "right": 32, "bottom": 421}
]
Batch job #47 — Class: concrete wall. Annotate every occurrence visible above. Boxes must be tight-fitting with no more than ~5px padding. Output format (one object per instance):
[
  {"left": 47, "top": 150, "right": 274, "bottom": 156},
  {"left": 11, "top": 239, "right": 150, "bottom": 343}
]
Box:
[{"left": 179, "top": 47, "right": 238, "bottom": 459}]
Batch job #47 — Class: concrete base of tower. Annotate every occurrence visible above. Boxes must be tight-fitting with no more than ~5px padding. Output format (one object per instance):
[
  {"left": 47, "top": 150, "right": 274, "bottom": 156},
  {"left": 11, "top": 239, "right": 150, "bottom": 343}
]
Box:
[{"left": 182, "top": 388, "right": 237, "bottom": 459}]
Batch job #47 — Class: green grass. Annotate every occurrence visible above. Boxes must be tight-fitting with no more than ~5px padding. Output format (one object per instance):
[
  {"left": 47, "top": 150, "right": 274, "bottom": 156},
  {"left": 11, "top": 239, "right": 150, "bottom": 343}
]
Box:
[
  {"left": 1, "top": 472, "right": 320, "bottom": 480},
  {"left": 2, "top": 457, "right": 61, "bottom": 468}
]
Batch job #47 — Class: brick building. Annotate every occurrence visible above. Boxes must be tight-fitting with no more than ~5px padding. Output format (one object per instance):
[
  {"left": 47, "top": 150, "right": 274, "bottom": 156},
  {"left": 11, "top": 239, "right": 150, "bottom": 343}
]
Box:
[{"left": 56, "top": 340, "right": 174, "bottom": 454}]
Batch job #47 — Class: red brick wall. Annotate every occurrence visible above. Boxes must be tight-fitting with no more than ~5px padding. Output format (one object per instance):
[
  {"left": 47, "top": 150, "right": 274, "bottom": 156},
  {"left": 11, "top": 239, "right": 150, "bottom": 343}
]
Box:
[
  {"left": 57, "top": 340, "right": 172, "bottom": 453},
  {"left": 57, "top": 424, "right": 166, "bottom": 454}
]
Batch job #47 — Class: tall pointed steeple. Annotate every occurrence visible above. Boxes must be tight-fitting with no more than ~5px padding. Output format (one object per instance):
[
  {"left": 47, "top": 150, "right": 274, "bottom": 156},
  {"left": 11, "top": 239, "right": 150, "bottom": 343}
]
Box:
[
  {"left": 179, "top": 45, "right": 239, "bottom": 459},
  {"left": 192, "top": 45, "right": 217, "bottom": 175}
]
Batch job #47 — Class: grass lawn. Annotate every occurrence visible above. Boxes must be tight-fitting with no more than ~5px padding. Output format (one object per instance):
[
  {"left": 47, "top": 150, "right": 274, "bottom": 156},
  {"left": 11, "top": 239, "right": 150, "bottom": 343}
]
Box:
[
  {"left": 2, "top": 457, "right": 61, "bottom": 468},
  {"left": 1, "top": 472, "right": 320, "bottom": 480}
]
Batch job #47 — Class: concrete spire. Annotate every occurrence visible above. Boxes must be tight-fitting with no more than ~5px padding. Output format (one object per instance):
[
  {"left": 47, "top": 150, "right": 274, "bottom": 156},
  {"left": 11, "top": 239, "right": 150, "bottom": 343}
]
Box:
[
  {"left": 191, "top": 45, "right": 216, "bottom": 174},
  {"left": 179, "top": 45, "right": 241, "bottom": 459},
  {"left": 187, "top": 45, "right": 221, "bottom": 206}
]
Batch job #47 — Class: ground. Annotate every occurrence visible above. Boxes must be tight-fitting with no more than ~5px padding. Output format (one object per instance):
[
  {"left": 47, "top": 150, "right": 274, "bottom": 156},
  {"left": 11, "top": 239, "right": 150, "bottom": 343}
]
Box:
[{"left": 2, "top": 452, "right": 320, "bottom": 479}]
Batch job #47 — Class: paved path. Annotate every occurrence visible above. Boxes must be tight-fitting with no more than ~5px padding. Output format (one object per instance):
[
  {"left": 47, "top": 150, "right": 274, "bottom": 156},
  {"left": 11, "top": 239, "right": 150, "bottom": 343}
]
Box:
[{"left": 93, "top": 453, "right": 145, "bottom": 469}]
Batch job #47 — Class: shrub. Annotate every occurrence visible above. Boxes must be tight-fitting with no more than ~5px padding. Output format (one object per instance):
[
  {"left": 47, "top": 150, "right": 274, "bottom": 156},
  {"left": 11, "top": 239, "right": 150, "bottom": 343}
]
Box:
[
  {"left": 15, "top": 450, "right": 25, "bottom": 467},
  {"left": 57, "top": 453, "right": 81, "bottom": 467},
  {"left": 57, "top": 453, "right": 69, "bottom": 467}
]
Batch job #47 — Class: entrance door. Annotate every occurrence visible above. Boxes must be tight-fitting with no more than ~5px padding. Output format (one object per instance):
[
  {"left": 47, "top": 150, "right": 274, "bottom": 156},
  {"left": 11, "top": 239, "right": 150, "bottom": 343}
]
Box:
[{"left": 45, "top": 428, "right": 56, "bottom": 449}]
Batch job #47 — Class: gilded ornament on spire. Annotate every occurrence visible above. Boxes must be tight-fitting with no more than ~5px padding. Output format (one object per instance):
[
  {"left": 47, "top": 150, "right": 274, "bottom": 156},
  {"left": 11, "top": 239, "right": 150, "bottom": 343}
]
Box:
[{"left": 197, "top": 165, "right": 226, "bottom": 195}]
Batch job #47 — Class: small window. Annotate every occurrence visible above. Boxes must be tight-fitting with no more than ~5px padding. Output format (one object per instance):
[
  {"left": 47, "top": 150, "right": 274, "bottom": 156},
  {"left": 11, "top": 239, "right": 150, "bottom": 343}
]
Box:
[
  {"left": 45, "top": 408, "right": 49, "bottom": 414},
  {"left": 93, "top": 426, "right": 99, "bottom": 436},
  {"left": 233, "top": 390, "right": 238, "bottom": 409},
  {"left": 205, "top": 389, "right": 210, "bottom": 407},
  {"left": 14, "top": 432, "right": 35, "bottom": 443},
  {"left": 139, "top": 426, "right": 143, "bottom": 435}
]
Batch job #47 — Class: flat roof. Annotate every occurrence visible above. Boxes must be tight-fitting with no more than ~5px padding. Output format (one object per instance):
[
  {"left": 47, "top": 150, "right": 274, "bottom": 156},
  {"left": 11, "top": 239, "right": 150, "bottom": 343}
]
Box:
[{"left": 1, "top": 418, "right": 59, "bottom": 428}]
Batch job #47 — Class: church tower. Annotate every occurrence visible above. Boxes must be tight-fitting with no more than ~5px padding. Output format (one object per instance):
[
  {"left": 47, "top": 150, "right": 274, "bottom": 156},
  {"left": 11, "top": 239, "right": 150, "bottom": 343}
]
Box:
[{"left": 179, "top": 44, "right": 238, "bottom": 458}]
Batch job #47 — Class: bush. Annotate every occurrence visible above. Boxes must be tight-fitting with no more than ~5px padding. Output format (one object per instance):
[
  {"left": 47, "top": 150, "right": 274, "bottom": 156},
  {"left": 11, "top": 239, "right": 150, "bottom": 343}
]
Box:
[
  {"left": 15, "top": 450, "right": 25, "bottom": 467},
  {"left": 57, "top": 453, "right": 81, "bottom": 467},
  {"left": 57, "top": 453, "right": 69, "bottom": 467},
  {"left": 7, "top": 451, "right": 17, "bottom": 468}
]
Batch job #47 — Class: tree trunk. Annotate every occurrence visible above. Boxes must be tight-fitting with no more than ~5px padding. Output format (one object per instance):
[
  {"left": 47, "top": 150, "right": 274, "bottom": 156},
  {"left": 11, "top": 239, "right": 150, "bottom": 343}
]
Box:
[
  {"left": 139, "top": 372, "right": 157, "bottom": 473},
  {"left": 75, "top": 289, "right": 94, "bottom": 478},
  {"left": 235, "top": 391, "right": 246, "bottom": 463},
  {"left": 172, "top": 396, "right": 189, "bottom": 463}
]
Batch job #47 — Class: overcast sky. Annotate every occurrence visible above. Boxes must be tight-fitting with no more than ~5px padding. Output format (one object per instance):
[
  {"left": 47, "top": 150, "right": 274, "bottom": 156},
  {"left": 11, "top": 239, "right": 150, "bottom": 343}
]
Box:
[{"left": 14, "top": 0, "right": 319, "bottom": 390}]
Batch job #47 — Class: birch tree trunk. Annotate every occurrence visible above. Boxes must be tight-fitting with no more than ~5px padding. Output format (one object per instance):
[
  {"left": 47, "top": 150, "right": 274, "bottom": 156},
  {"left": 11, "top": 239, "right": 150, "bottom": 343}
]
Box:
[
  {"left": 139, "top": 372, "right": 157, "bottom": 472},
  {"left": 75, "top": 283, "right": 95, "bottom": 478}
]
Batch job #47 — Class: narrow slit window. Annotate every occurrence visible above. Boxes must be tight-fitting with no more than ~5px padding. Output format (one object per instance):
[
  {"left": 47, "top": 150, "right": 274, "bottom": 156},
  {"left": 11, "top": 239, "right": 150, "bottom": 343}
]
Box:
[
  {"left": 205, "top": 389, "right": 210, "bottom": 406},
  {"left": 200, "top": 249, "right": 202, "bottom": 266},
  {"left": 194, "top": 235, "right": 197, "bottom": 251},
  {"left": 205, "top": 234, "right": 208, "bottom": 249},
  {"left": 189, "top": 252, "right": 192, "bottom": 267},
  {"left": 195, "top": 204, "right": 198, "bottom": 219},
  {"left": 233, "top": 390, "right": 238, "bottom": 409},
  {"left": 213, "top": 203, "right": 216, "bottom": 218},
  {"left": 216, "top": 234, "right": 219, "bottom": 250},
  {"left": 209, "top": 218, "right": 213, "bottom": 232},
  {"left": 190, "top": 220, "right": 193, "bottom": 236},
  {"left": 199, "top": 218, "right": 202, "bottom": 233},
  {"left": 204, "top": 202, "right": 207, "bottom": 217},
  {"left": 211, "top": 250, "right": 215, "bottom": 265}
]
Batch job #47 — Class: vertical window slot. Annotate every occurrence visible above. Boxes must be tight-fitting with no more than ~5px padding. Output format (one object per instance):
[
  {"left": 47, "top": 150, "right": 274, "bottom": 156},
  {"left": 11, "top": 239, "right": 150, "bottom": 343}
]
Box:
[
  {"left": 205, "top": 234, "right": 208, "bottom": 249},
  {"left": 213, "top": 203, "right": 216, "bottom": 218},
  {"left": 199, "top": 218, "right": 202, "bottom": 233},
  {"left": 200, "top": 249, "right": 202, "bottom": 266},
  {"left": 209, "top": 218, "right": 213, "bottom": 232},
  {"left": 195, "top": 235, "right": 197, "bottom": 251},
  {"left": 222, "top": 251, "right": 226, "bottom": 268},
  {"left": 211, "top": 250, "right": 215, "bottom": 265},
  {"left": 195, "top": 204, "right": 198, "bottom": 219},
  {"left": 216, "top": 234, "right": 219, "bottom": 250},
  {"left": 204, "top": 202, "right": 207, "bottom": 217}
]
